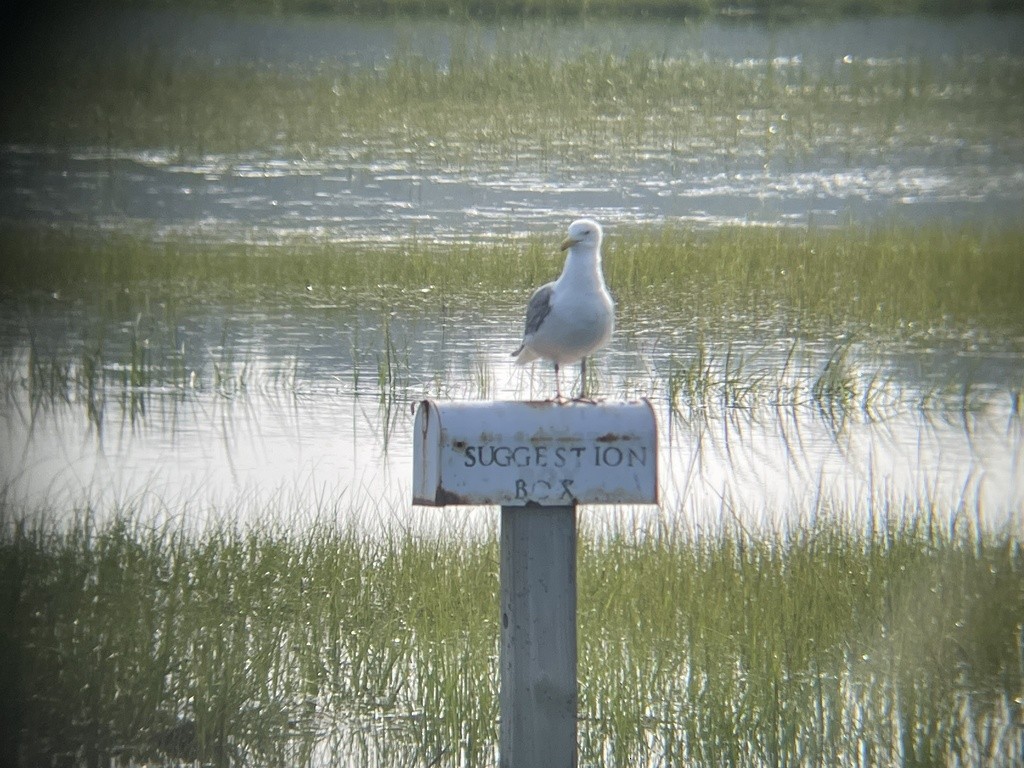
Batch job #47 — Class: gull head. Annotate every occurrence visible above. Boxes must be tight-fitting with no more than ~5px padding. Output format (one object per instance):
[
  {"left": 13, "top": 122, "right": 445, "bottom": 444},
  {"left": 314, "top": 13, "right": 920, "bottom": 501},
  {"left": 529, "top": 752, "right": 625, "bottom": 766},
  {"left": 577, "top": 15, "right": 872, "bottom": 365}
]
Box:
[{"left": 560, "top": 218, "right": 602, "bottom": 251}]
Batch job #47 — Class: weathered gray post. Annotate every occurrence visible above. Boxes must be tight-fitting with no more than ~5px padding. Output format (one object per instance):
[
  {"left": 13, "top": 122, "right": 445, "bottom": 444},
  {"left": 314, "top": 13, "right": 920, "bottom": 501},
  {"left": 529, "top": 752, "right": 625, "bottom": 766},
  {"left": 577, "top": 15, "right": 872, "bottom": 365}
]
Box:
[
  {"left": 413, "top": 400, "right": 657, "bottom": 768},
  {"left": 500, "top": 504, "right": 577, "bottom": 766}
]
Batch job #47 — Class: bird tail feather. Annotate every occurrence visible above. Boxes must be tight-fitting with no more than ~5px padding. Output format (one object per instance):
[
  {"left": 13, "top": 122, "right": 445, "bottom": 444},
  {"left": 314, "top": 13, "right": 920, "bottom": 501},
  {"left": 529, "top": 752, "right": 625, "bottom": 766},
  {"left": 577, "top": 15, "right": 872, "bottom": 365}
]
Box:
[{"left": 511, "top": 345, "right": 539, "bottom": 365}]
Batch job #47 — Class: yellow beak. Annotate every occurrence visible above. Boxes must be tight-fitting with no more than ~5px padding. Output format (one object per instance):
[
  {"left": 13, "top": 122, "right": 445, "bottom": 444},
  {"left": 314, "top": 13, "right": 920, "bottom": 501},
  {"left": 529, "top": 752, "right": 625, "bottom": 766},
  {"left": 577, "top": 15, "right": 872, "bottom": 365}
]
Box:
[{"left": 560, "top": 236, "right": 580, "bottom": 251}]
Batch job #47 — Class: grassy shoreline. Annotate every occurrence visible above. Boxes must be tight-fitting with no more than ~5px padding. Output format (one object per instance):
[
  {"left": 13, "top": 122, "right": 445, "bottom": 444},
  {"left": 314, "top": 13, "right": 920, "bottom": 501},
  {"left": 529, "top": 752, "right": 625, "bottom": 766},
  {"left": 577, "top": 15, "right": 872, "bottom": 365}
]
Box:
[
  {"left": 4, "top": 35, "right": 1021, "bottom": 159},
  {"left": 1, "top": 500, "right": 1020, "bottom": 766},
  {"left": 2, "top": 221, "right": 1020, "bottom": 437},
  {"left": 3, "top": 223, "right": 1022, "bottom": 333}
]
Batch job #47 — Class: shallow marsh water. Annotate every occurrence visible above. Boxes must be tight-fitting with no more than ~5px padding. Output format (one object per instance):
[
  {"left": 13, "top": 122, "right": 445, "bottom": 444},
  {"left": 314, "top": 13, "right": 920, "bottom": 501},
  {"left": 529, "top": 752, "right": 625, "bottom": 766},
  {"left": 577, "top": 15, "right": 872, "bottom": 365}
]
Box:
[
  {"left": 2, "top": 283, "right": 1021, "bottom": 535},
  {"left": 3, "top": 13, "right": 1024, "bottom": 241},
  {"left": 6, "top": 143, "right": 1023, "bottom": 244},
  {"left": 1, "top": 10, "right": 1023, "bottom": 535}
]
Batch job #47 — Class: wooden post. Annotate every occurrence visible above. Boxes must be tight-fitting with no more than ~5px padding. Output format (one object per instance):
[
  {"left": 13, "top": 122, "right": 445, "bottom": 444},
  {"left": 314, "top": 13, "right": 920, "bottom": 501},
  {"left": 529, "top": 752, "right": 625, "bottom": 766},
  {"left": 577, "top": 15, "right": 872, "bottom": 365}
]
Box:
[{"left": 500, "top": 505, "right": 577, "bottom": 768}]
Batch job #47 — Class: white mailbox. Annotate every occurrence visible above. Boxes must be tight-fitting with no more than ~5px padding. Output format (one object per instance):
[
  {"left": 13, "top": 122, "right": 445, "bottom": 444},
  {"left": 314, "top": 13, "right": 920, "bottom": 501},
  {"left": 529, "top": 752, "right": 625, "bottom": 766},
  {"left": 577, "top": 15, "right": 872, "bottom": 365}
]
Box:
[{"left": 412, "top": 399, "right": 658, "bottom": 507}]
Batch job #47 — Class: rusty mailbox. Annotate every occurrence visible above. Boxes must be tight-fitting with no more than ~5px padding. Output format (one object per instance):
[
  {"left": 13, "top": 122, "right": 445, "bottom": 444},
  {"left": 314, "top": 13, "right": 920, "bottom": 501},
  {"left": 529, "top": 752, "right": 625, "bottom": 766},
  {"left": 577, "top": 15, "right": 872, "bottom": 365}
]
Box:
[{"left": 413, "top": 399, "right": 658, "bottom": 507}]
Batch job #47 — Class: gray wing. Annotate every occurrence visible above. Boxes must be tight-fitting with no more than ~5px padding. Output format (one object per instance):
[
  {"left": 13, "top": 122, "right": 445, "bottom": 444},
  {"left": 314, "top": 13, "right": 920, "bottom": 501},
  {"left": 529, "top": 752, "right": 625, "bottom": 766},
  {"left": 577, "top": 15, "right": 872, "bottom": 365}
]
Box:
[{"left": 523, "top": 283, "right": 554, "bottom": 337}]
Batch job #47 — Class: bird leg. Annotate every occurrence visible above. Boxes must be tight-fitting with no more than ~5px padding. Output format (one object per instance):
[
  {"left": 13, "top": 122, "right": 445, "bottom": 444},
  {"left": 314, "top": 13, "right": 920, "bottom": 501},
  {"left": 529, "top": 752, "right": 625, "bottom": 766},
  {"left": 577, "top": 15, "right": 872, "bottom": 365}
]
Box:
[
  {"left": 573, "top": 357, "right": 599, "bottom": 404},
  {"left": 549, "top": 363, "right": 570, "bottom": 404}
]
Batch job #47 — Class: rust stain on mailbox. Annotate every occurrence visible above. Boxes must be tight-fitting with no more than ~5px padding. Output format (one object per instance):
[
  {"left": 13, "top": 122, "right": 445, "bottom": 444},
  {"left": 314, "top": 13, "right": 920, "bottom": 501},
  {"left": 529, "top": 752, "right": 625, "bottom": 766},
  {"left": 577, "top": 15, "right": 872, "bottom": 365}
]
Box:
[{"left": 412, "top": 400, "right": 658, "bottom": 507}]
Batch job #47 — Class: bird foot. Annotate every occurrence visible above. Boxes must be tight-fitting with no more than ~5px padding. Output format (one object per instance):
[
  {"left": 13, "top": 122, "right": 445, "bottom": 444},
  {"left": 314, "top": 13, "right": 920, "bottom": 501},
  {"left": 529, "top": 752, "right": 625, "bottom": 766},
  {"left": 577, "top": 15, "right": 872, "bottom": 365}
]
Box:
[{"left": 572, "top": 394, "right": 602, "bottom": 404}]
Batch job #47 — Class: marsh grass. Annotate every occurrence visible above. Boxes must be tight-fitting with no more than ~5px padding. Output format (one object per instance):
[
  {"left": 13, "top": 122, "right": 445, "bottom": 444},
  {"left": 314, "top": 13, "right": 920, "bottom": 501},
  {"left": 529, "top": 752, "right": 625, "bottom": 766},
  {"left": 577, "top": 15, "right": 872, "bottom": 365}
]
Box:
[
  {"left": 8, "top": 328, "right": 263, "bottom": 438},
  {"left": 612, "top": 223, "right": 1024, "bottom": 334},
  {"left": 1, "top": 496, "right": 1020, "bottom": 766},
  {"left": 2, "top": 222, "right": 1020, "bottom": 433},
  {"left": 3, "top": 39, "right": 1021, "bottom": 163},
  {"left": 3, "top": 223, "right": 1022, "bottom": 332},
  {"left": 575, "top": 515, "right": 1023, "bottom": 766}
]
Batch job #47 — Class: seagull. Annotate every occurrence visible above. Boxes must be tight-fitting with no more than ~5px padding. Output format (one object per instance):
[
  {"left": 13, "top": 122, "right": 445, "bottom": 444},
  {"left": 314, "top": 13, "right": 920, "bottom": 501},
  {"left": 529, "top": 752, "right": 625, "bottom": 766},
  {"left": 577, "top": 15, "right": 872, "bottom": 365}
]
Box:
[{"left": 512, "top": 218, "right": 615, "bottom": 400}]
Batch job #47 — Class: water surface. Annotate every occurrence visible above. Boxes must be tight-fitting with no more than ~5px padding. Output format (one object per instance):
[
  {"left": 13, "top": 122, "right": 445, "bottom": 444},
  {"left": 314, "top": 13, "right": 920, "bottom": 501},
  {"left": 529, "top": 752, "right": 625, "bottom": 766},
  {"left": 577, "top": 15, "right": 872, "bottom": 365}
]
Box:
[
  {"left": 2, "top": 288, "right": 1020, "bottom": 534},
  {"left": 2, "top": 12, "right": 1023, "bottom": 242},
  {"left": 1, "top": 10, "right": 1022, "bottom": 534}
]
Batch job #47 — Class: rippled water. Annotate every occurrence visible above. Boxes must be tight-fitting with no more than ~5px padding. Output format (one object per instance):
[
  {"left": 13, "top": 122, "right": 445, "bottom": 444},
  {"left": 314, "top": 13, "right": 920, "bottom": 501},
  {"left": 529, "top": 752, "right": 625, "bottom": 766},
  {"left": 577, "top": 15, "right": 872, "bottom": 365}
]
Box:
[
  {"left": 3, "top": 13, "right": 1024, "bottom": 242},
  {"left": 2, "top": 287, "right": 1021, "bottom": 534},
  {"left": 4, "top": 144, "right": 1022, "bottom": 243},
  {"left": 1, "top": 11, "right": 1022, "bottom": 532}
]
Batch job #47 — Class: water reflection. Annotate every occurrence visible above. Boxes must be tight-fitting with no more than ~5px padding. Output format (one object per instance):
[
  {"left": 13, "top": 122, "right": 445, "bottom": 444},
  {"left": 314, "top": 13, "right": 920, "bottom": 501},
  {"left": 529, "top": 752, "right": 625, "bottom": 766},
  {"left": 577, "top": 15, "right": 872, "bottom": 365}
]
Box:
[
  {"left": 2, "top": 296, "right": 1020, "bottom": 534},
  {"left": 3, "top": 142, "right": 1022, "bottom": 244}
]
